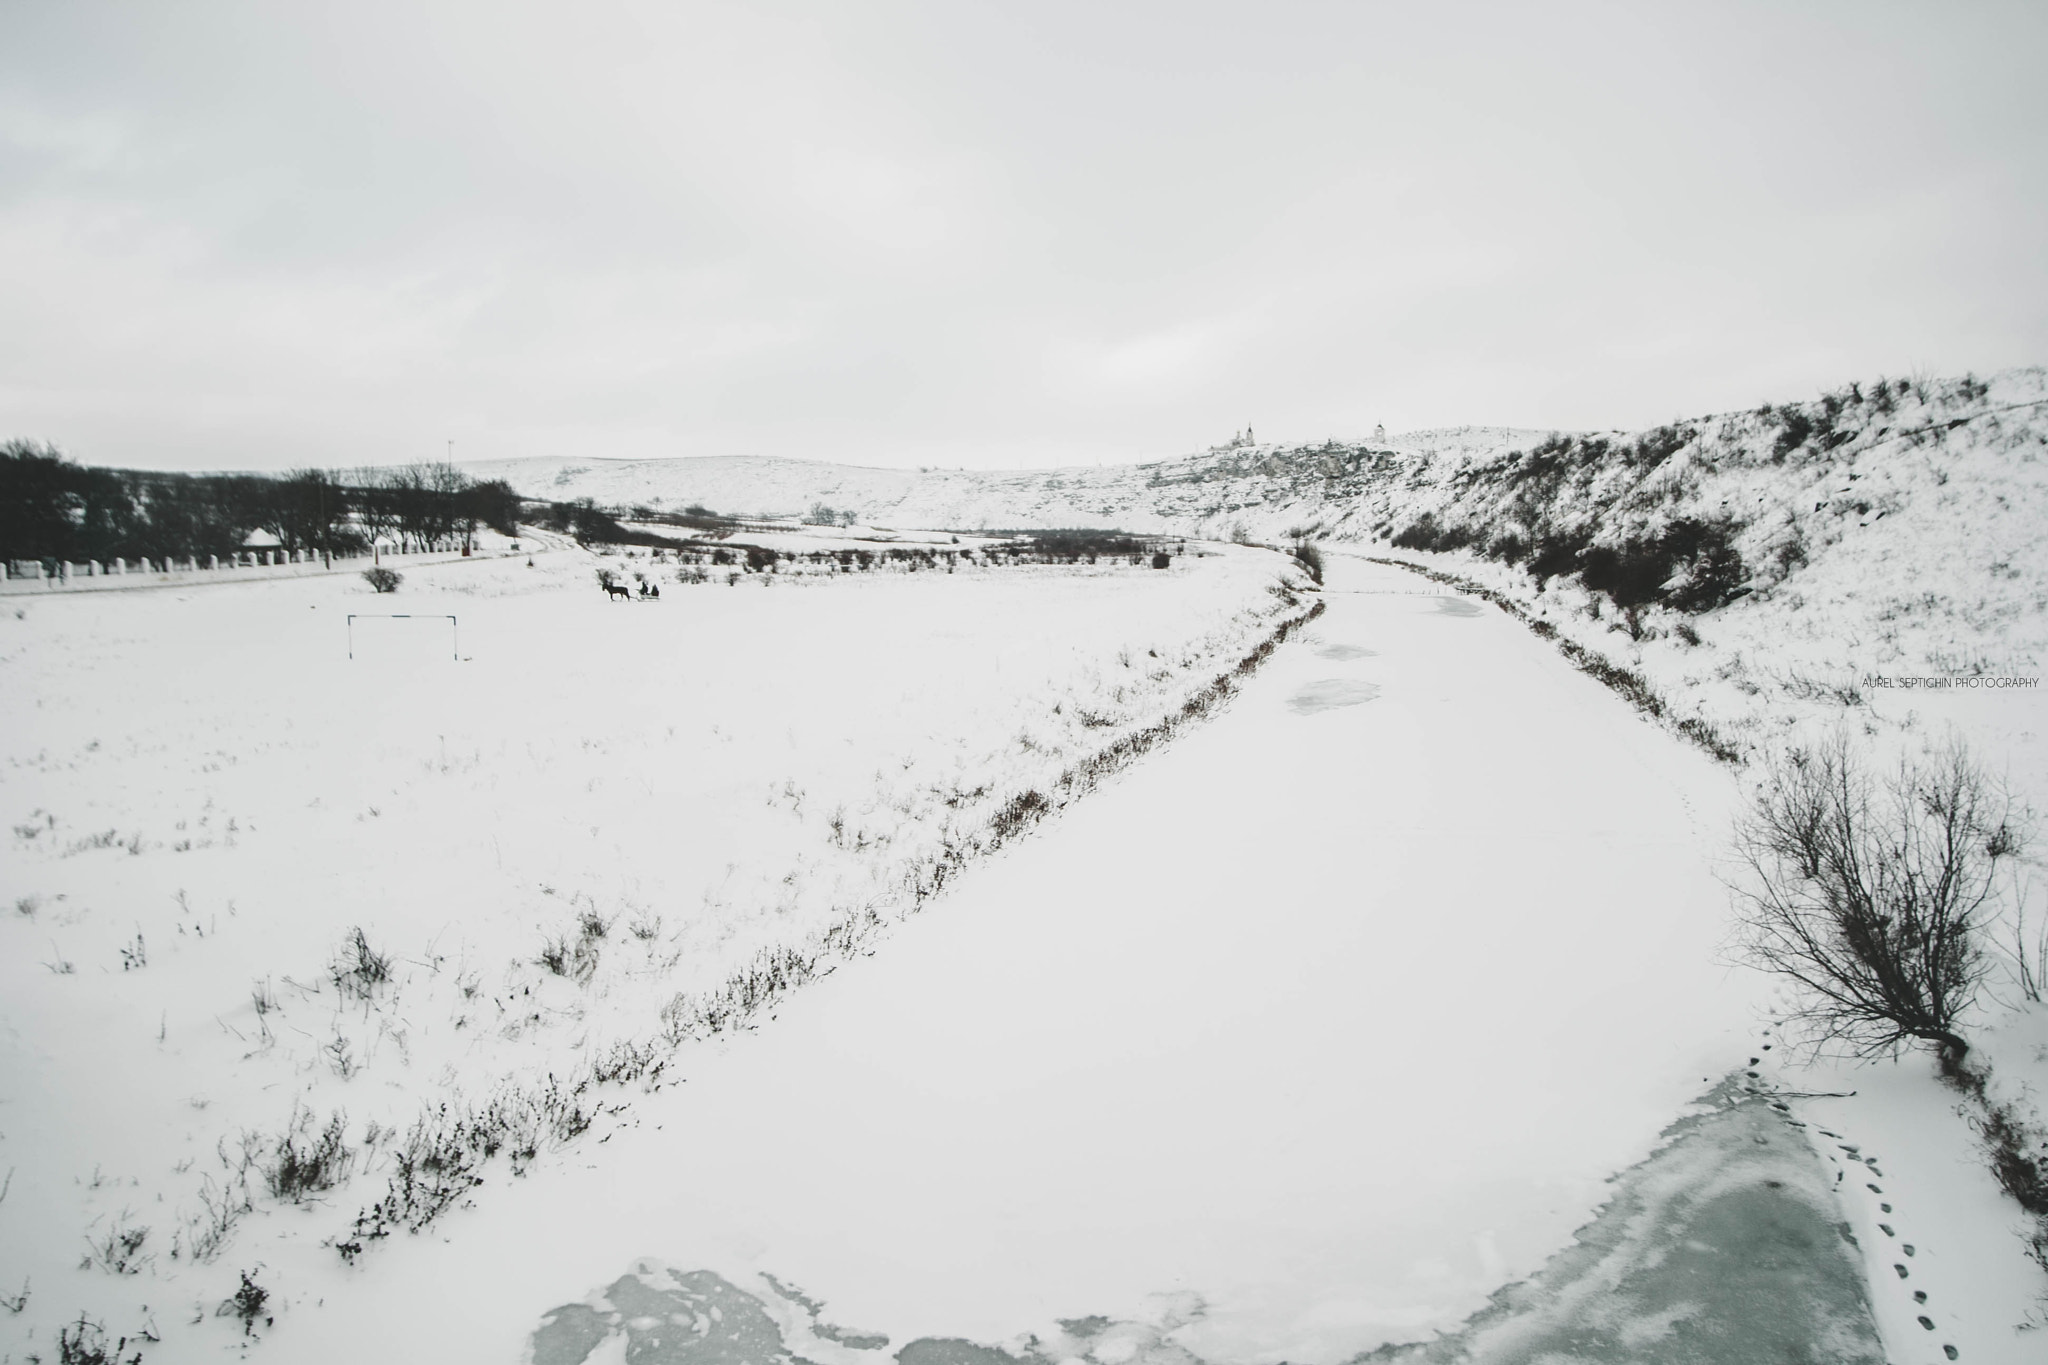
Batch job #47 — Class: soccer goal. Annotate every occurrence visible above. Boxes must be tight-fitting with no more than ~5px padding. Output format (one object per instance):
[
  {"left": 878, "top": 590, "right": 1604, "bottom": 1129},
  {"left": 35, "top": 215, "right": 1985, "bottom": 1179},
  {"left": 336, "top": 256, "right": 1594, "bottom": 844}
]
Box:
[{"left": 347, "top": 613, "right": 459, "bottom": 662}]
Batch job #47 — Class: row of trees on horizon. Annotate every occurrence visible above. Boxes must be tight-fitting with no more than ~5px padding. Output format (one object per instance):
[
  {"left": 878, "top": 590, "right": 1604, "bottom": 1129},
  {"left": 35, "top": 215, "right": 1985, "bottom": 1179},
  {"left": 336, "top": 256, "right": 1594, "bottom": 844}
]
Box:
[{"left": 0, "top": 441, "right": 522, "bottom": 565}]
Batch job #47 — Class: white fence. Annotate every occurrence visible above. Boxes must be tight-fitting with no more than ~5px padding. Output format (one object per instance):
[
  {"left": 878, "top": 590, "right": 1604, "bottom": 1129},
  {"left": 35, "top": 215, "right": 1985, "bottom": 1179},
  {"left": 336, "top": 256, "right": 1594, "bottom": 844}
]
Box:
[{"left": 0, "top": 541, "right": 500, "bottom": 596}]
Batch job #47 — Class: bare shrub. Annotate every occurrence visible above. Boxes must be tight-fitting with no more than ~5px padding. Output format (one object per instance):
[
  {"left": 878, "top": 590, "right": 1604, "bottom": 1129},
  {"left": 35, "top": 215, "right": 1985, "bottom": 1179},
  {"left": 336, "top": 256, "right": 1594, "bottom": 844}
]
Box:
[
  {"left": 54, "top": 1313, "right": 143, "bottom": 1365},
  {"left": 361, "top": 566, "right": 402, "bottom": 594},
  {"left": 264, "top": 1106, "right": 354, "bottom": 1202},
  {"left": 2006, "top": 883, "right": 2048, "bottom": 1004},
  {"left": 537, "top": 929, "right": 598, "bottom": 983},
  {"left": 661, "top": 945, "right": 818, "bottom": 1041},
  {"left": 1729, "top": 734, "right": 2022, "bottom": 1074},
  {"left": 219, "top": 1269, "right": 272, "bottom": 1337},
  {"left": 81, "top": 1213, "right": 151, "bottom": 1276},
  {"left": 338, "top": 1074, "right": 605, "bottom": 1261},
  {"left": 175, "top": 1177, "right": 247, "bottom": 1264},
  {"left": 1976, "top": 1103, "right": 2048, "bottom": 1229},
  {"left": 1292, "top": 540, "right": 1325, "bottom": 585},
  {"left": 331, "top": 927, "right": 391, "bottom": 999}
]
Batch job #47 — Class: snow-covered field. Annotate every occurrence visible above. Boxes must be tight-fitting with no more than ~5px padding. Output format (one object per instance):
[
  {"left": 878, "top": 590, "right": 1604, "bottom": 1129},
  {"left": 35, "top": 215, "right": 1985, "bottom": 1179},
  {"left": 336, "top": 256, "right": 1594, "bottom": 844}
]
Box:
[
  {"left": 11, "top": 555, "right": 1793, "bottom": 1365},
  {"left": 10, "top": 369, "right": 2048, "bottom": 1364},
  {"left": 0, "top": 535, "right": 1317, "bottom": 1361}
]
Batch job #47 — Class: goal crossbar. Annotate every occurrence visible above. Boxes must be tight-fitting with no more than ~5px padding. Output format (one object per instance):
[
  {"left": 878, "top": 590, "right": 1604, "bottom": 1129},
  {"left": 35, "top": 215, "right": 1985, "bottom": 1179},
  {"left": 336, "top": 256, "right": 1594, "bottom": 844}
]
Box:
[{"left": 347, "top": 613, "right": 458, "bottom": 661}]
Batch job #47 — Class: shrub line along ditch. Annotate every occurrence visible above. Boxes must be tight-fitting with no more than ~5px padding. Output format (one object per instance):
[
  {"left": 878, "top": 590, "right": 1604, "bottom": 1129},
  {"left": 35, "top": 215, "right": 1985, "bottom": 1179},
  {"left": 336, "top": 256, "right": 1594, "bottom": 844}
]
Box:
[
  {"left": 1358, "top": 554, "right": 1744, "bottom": 765},
  {"left": 332, "top": 593, "right": 1327, "bottom": 1264}
]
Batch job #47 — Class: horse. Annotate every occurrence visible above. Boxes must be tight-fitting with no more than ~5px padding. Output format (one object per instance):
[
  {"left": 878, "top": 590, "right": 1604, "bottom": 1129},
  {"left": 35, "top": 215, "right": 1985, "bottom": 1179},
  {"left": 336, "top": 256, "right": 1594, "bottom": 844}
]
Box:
[{"left": 603, "top": 581, "right": 632, "bottom": 601}]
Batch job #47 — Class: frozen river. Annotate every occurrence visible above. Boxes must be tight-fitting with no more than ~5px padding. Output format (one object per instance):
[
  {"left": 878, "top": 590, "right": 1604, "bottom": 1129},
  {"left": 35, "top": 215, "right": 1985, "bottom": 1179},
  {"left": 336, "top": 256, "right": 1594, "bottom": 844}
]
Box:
[{"left": 289, "top": 556, "right": 1871, "bottom": 1363}]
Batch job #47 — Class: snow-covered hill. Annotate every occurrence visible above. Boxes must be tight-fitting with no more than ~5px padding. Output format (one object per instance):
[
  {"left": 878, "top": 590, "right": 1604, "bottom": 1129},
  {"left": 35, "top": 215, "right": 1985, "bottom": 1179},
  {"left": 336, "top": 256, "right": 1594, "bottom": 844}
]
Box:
[
  {"left": 457, "top": 426, "right": 1544, "bottom": 533},
  {"left": 468, "top": 369, "right": 2048, "bottom": 764}
]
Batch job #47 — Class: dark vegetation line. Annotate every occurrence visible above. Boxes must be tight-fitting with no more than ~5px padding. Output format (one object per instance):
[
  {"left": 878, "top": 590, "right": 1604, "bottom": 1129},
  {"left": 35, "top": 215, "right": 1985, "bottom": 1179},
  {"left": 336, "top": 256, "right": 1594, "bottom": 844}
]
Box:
[
  {"left": 1, "top": 441, "right": 519, "bottom": 565},
  {"left": 1375, "top": 373, "right": 2004, "bottom": 629},
  {"left": 593, "top": 521, "right": 1188, "bottom": 583},
  {"left": 1, "top": 441, "right": 1196, "bottom": 585},
  {"left": 1360, "top": 555, "right": 1742, "bottom": 765}
]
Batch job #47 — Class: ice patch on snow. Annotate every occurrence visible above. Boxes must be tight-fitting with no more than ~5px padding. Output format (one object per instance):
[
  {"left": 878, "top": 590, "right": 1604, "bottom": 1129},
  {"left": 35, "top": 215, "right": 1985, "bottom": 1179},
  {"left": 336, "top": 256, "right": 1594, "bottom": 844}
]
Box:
[
  {"left": 532, "top": 1263, "right": 817, "bottom": 1365},
  {"left": 1315, "top": 643, "right": 1378, "bottom": 660},
  {"left": 1287, "top": 679, "right": 1382, "bottom": 713},
  {"left": 1359, "top": 1078, "right": 1883, "bottom": 1363},
  {"left": 1430, "top": 596, "right": 1481, "bottom": 617}
]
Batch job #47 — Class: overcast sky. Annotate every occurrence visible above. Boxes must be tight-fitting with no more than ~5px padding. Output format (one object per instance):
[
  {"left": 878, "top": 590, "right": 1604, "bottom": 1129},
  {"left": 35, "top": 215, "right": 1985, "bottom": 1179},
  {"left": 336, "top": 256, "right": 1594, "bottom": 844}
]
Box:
[{"left": 3, "top": 1, "right": 2044, "bottom": 473}]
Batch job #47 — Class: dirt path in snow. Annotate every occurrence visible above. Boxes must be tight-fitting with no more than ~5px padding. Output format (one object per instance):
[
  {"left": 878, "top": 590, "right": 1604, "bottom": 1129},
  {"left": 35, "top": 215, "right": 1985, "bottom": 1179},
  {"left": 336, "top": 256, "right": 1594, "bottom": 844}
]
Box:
[{"left": 276, "top": 557, "right": 1877, "bottom": 1364}]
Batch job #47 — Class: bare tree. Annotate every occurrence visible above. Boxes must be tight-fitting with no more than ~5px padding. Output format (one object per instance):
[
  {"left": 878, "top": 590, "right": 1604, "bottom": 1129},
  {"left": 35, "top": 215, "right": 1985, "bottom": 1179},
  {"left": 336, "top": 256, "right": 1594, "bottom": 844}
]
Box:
[
  {"left": 2004, "top": 879, "right": 2048, "bottom": 1005},
  {"left": 352, "top": 467, "right": 401, "bottom": 550},
  {"left": 1729, "top": 733, "right": 2023, "bottom": 1075},
  {"left": 387, "top": 464, "right": 431, "bottom": 549},
  {"left": 423, "top": 461, "right": 467, "bottom": 547}
]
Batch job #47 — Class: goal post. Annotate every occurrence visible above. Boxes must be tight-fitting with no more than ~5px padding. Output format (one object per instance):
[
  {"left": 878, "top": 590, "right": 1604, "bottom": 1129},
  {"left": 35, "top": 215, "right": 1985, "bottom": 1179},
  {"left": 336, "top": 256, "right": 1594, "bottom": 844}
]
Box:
[{"left": 347, "top": 613, "right": 458, "bottom": 661}]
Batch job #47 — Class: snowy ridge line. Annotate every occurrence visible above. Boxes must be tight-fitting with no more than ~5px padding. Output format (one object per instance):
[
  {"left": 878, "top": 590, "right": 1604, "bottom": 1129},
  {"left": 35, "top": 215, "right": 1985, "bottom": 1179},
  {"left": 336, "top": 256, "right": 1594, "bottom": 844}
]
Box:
[
  {"left": 330, "top": 592, "right": 1327, "bottom": 1266},
  {"left": 1356, "top": 555, "right": 1744, "bottom": 764}
]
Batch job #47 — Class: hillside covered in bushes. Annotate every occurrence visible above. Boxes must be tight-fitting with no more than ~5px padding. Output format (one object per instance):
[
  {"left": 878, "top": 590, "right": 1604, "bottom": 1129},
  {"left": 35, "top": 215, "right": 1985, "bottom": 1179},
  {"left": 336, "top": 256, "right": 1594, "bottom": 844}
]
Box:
[{"left": 465, "top": 372, "right": 2045, "bottom": 637}]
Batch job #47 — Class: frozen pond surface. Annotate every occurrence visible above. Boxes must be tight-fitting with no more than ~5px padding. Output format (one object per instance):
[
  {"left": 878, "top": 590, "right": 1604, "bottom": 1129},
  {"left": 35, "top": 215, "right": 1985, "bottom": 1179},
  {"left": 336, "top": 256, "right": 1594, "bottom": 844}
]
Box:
[
  {"left": 1359, "top": 1078, "right": 1884, "bottom": 1363},
  {"left": 530, "top": 1082, "right": 1880, "bottom": 1365}
]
